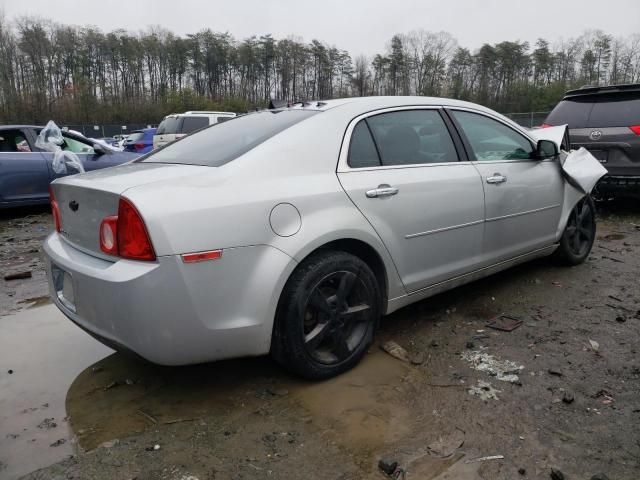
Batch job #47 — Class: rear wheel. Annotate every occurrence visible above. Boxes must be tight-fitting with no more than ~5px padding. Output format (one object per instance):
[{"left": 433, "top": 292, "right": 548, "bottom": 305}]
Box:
[
  {"left": 271, "top": 251, "right": 381, "bottom": 379},
  {"left": 554, "top": 195, "right": 596, "bottom": 265}
]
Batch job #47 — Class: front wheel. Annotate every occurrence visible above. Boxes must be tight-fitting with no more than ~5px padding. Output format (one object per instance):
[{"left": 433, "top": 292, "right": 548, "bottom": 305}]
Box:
[
  {"left": 271, "top": 251, "right": 381, "bottom": 379},
  {"left": 554, "top": 195, "right": 596, "bottom": 265}
]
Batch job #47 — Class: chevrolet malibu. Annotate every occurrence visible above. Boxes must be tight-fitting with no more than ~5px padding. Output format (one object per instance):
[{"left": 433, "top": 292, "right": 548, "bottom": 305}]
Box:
[{"left": 44, "top": 97, "right": 602, "bottom": 379}]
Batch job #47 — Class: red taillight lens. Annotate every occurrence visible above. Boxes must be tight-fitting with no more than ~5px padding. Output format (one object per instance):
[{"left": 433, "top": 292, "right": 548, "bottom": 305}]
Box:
[
  {"left": 117, "top": 198, "right": 156, "bottom": 261},
  {"left": 98, "top": 198, "right": 155, "bottom": 261},
  {"left": 629, "top": 125, "right": 640, "bottom": 135},
  {"left": 49, "top": 186, "right": 61, "bottom": 232},
  {"left": 541, "top": 123, "right": 553, "bottom": 128},
  {"left": 99, "top": 216, "right": 118, "bottom": 255},
  {"left": 134, "top": 143, "right": 145, "bottom": 150}
]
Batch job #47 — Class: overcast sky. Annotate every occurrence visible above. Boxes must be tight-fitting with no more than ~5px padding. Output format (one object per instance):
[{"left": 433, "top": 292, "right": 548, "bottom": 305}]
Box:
[{"left": 1, "top": 0, "right": 639, "bottom": 56}]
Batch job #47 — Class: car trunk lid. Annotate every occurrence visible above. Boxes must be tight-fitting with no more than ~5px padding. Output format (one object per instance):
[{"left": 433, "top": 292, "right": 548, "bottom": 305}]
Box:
[{"left": 51, "top": 163, "right": 209, "bottom": 259}]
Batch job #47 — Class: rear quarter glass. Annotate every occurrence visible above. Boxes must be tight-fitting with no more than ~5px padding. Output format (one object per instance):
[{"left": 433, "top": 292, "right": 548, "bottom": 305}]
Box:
[{"left": 141, "top": 110, "right": 318, "bottom": 167}]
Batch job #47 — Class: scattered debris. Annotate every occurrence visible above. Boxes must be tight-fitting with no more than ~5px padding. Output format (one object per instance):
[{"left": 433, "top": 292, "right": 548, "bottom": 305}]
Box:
[
  {"left": 49, "top": 438, "right": 66, "bottom": 447},
  {"left": 550, "top": 468, "right": 565, "bottom": 480},
  {"left": 562, "top": 392, "right": 575, "bottom": 404},
  {"left": 465, "top": 341, "right": 475, "bottom": 349},
  {"left": 381, "top": 340, "right": 411, "bottom": 363},
  {"left": 615, "top": 315, "right": 626, "bottom": 323},
  {"left": 461, "top": 348, "right": 524, "bottom": 383},
  {"left": 464, "top": 455, "right": 504, "bottom": 464},
  {"left": 137, "top": 409, "right": 158, "bottom": 425},
  {"left": 518, "top": 467, "right": 527, "bottom": 475},
  {"left": 378, "top": 458, "right": 398, "bottom": 475},
  {"left": 608, "top": 295, "right": 624, "bottom": 302},
  {"left": 591, "top": 474, "right": 610, "bottom": 480},
  {"left": 145, "top": 444, "right": 161, "bottom": 452},
  {"left": 7, "top": 369, "right": 13, "bottom": 374},
  {"left": 91, "top": 366, "right": 104, "bottom": 373},
  {"left": 4, "top": 271, "right": 32, "bottom": 281},
  {"left": 103, "top": 381, "right": 119, "bottom": 391},
  {"left": 411, "top": 352, "right": 425, "bottom": 365},
  {"left": 266, "top": 387, "right": 289, "bottom": 397},
  {"left": 468, "top": 380, "right": 500, "bottom": 401},
  {"left": 37, "top": 418, "right": 57, "bottom": 430},
  {"left": 548, "top": 368, "right": 563, "bottom": 377},
  {"left": 588, "top": 339, "right": 600, "bottom": 352},
  {"left": 602, "top": 255, "right": 624, "bottom": 263},
  {"left": 427, "top": 428, "right": 465, "bottom": 458},
  {"left": 100, "top": 439, "right": 120, "bottom": 448},
  {"left": 486, "top": 314, "right": 523, "bottom": 332}
]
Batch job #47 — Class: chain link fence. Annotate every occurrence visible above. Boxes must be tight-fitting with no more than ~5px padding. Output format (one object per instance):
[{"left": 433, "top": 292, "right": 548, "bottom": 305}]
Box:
[{"left": 504, "top": 112, "right": 550, "bottom": 128}]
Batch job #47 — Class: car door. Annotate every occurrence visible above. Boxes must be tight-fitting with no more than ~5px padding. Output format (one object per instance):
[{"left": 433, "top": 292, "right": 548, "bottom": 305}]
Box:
[
  {"left": 0, "top": 128, "right": 51, "bottom": 205},
  {"left": 448, "top": 109, "right": 564, "bottom": 264},
  {"left": 337, "top": 108, "right": 485, "bottom": 293}
]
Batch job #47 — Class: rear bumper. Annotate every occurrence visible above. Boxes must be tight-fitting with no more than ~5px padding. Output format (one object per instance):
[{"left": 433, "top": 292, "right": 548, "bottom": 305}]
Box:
[
  {"left": 597, "top": 175, "right": 640, "bottom": 194},
  {"left": 43, "top": 233, "right": 296, "bottom": 365}
]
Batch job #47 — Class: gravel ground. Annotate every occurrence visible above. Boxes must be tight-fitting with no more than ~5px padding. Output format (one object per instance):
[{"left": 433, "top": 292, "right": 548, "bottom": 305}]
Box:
[{"left": 1, "top": 200, "right": 639, "bottom": 480}]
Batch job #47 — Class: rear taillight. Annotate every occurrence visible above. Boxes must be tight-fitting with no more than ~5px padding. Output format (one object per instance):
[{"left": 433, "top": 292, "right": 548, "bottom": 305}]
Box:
[
  {"left": 99, "top": 198, "right": 156, "bottom": 261},
  {"left": 99, "top": 216, "right": 118, "bottom": 255},
  {"left": 541, "top": 123, "right": 553, "bottom": 128},
  {"left": 49, "top": 186, "right": 61, "bottom": 233},
  {"left": 629, "top": 125, "right": 640, "bottom": 135},
  {"left": 134, "top": 143, "right": 145, "bottom": 150}
]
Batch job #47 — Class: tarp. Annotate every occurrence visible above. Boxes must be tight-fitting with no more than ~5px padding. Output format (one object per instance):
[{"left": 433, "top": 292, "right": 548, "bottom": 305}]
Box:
[{"left": 35, "top": 120, "right": 85, "bottom": 174}]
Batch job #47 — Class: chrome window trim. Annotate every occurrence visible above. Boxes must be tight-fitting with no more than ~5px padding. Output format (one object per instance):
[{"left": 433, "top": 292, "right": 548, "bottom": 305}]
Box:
[{"left": 337, "top": 105, "right": 465, "bottom": 173}]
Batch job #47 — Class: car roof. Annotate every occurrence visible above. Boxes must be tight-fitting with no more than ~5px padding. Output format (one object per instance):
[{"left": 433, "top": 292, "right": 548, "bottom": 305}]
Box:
[
  {"left": 0, "top": 125, "right": 43, "bottom": 130},
  {"left": 564, "top": 83, "right": 640, "bottom": 99}
]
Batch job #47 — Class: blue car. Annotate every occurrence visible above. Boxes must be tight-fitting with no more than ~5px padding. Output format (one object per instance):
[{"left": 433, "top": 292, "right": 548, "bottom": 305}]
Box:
[
  {"left": 0, "top": 125, "right": 140, "bottom": 208},
  {"left": 123, "top": 128, "right": 157, "bottom": 154}
]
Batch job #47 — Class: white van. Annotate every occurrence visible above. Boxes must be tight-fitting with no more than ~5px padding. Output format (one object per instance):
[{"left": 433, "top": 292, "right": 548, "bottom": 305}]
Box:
[{"left": 153, "top": 111, "right": 236, "bottom": 149}]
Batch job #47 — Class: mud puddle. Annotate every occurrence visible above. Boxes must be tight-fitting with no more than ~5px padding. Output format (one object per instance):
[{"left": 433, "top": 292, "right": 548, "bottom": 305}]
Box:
[{"left": 0, "top": 305, "right": 112, "bottom": 479}]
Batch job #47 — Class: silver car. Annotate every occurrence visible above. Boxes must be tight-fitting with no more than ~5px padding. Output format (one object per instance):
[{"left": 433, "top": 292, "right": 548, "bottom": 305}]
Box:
[{"left": 43, "top": 96, "right": 601, "bottom": 379}]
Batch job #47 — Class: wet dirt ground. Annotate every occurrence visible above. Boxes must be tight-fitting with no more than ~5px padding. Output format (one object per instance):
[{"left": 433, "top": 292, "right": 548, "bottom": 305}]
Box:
[{"left": 1, "top": 201, "right": 639, "bottom": 480}]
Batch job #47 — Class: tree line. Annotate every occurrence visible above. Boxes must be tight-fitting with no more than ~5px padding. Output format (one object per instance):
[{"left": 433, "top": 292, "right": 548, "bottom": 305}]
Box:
[{"left": 0, "top": 14, "right": 639, "bottom": 125}]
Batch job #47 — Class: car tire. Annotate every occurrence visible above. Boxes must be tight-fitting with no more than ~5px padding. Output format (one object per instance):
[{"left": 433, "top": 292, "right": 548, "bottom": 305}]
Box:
[
  {"left": 554, "top": 195, "right": 596, "bottom": 265},
  {"left": 271, "top": 250, "right": 381, "bottom": 380}
]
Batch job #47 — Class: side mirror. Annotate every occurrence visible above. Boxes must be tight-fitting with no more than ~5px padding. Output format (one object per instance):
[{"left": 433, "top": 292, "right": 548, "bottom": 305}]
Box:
[
  {"left": 536, "top": 139, "right": 558, "bottom": 159},
  {"left": 93, "top": 143, "right": 107, "bottom": 156}
]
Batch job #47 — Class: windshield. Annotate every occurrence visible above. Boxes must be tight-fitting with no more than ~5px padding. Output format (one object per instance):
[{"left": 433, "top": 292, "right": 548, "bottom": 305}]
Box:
[{"left": 141, "top": 110, "right": 318, "bottom": 167}]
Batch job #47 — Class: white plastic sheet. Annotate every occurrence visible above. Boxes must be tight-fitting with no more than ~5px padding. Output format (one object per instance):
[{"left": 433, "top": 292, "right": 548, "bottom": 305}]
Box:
[
  {"left": 532, "top": 124, "right": 608, "bottom": 237},
  {"left": 35, "top": 120, "right": 85, "bottom": 174}
]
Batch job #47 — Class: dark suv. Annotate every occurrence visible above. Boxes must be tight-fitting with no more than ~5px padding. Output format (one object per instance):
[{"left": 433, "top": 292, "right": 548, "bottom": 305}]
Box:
[{"left": 544, "top": 84, "right": 640, "bottom": 195}]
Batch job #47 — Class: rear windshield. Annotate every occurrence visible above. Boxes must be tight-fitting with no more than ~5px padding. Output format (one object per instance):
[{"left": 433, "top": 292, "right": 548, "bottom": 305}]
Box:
[
  {"left": 156, "top": 117, "right": 180, "bottom": 135},
  {"left": 141, "top": 110, "right": 318, "bottom": 167},
  {"left": 546, "top": 93, "right": 640, "bottom": 128},
  {"left": 126, "top": 132, "right": 145, "bottom": 142}
]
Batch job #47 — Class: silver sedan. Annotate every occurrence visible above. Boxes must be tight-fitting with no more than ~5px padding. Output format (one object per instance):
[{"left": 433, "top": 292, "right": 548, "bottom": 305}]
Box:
[{"left": 43, "top": 97, "right": 604, "bottom": 379}]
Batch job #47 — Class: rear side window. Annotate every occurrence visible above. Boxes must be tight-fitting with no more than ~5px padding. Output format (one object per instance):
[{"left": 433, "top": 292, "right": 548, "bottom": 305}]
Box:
[
  {"left": 348, "top": 122, "right": 380, "bottom": 168},
  {"left": 588, "top": 94, "right": 640, "bottom": 127},
  {"left": 217, "top": 116, "right": 233, "bottom": 124},
  {"left": 365, "top": 110, "right": 458, "bottom": 166},
  {"left": 156, "top": 117, "right": 180, "bottom": 135},
  {"left": 142, "top": 110, "right": 318, "bottom": 167},
  {"left": 452, "top": 111, "right": 534, "bottom": 161},
  {"left": 181, "top": 116, "right": 209, "bottom": 134}
]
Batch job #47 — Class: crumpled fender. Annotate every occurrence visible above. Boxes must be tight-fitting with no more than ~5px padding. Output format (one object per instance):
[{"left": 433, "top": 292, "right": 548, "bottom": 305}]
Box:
[{"left": 531, "top": 125, "right": 608, "bottom": 239}]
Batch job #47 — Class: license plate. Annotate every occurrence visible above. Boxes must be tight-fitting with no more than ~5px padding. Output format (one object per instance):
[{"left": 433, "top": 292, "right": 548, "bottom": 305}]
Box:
[
  {"left": 589, "top": 150, "right": 608, "bottom": 163},
  {"left": 52, "top": 264, "right": 76, "bottom": 312}
]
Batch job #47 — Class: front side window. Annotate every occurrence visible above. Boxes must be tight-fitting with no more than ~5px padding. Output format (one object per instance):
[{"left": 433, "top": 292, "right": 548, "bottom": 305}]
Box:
[
  {"left": 0, "top": 130, "right": 31, "bottom": 152},
  {"left": 451, "top": 111, "right": 534, "bottom": 161},
  {"left": 365, "top": 110, "right": 458, "bottom": 166}
]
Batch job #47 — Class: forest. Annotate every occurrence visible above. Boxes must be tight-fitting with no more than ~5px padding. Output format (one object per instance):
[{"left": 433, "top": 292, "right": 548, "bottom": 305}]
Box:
[{"left": 0, "top": 14, "right": 639, "bottom": 125}]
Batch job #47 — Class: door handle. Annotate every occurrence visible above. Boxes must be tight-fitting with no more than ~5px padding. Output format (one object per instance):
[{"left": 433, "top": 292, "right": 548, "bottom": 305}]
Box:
[
  {"left": 366, "top": 185, "right": 399, "bottom": 198},
  {"left": 486, "top": 173, "right": 507, "bottom": 184}
]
